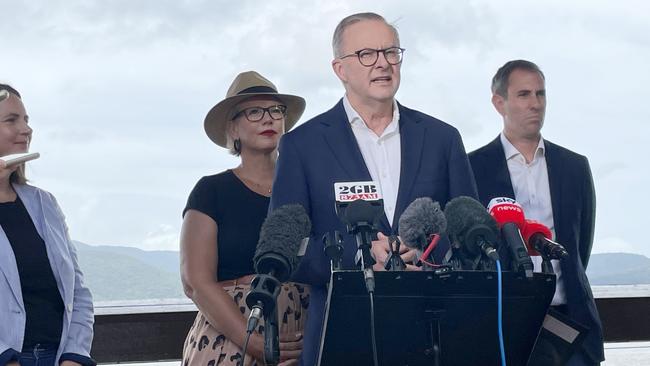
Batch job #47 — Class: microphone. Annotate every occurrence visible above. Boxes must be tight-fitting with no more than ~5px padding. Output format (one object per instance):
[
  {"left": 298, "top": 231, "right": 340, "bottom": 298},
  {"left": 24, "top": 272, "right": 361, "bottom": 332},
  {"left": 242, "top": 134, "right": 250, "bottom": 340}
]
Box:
[
  {"left": 245, "top": 204, "right": 311, "bottom": 365},
  {"left": 334, "top": 181, "right": 384, "bottom": 292},
  {"left": 444, "top": 196, "right": 500, "bottom": 269},
  {"left": 0, "top": 152, "right": 40, "bottom": 168},
  {"left": 398, "top": 197, "right": 447, "bottom": 267},
  {"left": 334, "top": 182, "right": 383, "bottom": 365},
  {"left": 522, "top": 219, "right": 569, "bottom": 260},
  {"left": 323, "top": 231, "right": 344, "bottom": 271},
  {"left": 488, "top": 197, "right": 534, "bottom": 278},
  {"left": 384, "top": 235, "right": 406, "bottom": 271}
]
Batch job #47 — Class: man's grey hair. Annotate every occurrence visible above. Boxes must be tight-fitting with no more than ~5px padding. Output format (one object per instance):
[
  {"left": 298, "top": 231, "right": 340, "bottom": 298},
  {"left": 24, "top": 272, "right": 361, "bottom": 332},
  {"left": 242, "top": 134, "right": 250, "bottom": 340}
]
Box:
[
  {"left": 491, "top": 60, "right": 545, "bottom": 98},
  {"left": 332, "top": 12, "right": 400, "bottom": 58}
]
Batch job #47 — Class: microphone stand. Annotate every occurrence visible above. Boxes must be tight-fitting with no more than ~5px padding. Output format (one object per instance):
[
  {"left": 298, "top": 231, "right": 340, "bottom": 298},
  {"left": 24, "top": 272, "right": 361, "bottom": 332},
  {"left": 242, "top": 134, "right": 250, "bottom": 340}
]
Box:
[
  {"left": 323, "top": 231, "right": 344, "bottom": 271},
  {"left": 264, "top": 307, "right": 280, "bottom": 365},
  {"left": 540, "top": 254, "right": 555, "bottom": 274},
  {"left": 478, "top": 254, "right": 498, "bottom": 271},
  {"left": 245, "top": 273, "right": 281, "bottom": 366},
  {"left": 335, "top": 198, "right": 382, "bottom": 366},
  {"left": 384, "top": 235, "right": 406, "bottom": 271},
  {"left": 444, "top": 246, "right": 474, "bottom": 271},
  {"left": 349, "top": 221, "right": 376, "bottom": 293},
  {"left": 348, "top": 221, "right": 379, "bottom": 366},
  {"left": 530, "top": 233, "right": 558, "bottom": 274}
]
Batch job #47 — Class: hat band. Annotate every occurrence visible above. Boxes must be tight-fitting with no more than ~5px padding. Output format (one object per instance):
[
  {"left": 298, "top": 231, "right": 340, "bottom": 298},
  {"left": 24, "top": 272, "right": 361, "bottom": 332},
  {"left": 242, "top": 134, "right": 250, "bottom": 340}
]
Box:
[{"left": 237, "top": 86, "right": 277, "bottom": 95}]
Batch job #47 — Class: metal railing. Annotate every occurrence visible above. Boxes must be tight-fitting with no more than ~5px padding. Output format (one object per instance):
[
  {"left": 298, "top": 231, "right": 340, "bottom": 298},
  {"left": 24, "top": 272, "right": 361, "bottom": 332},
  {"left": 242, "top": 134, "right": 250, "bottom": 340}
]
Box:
[{"left": 90, "top": 287, "right": 650, "bottom": 363}]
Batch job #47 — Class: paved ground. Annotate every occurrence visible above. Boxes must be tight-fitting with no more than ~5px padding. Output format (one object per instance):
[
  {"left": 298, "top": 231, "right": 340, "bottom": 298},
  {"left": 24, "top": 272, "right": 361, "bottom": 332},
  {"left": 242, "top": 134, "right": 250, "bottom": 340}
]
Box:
[
  {"left": 111, "top": 342, "right": 650, "bottom": 365},
  {"left": 604, "top": 342, "right": 650, "bottom": 365}
]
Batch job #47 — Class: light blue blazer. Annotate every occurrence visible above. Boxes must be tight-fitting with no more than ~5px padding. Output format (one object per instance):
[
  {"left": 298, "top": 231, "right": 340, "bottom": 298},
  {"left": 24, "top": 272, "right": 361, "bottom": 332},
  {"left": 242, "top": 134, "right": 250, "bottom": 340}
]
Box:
[{"left": 0, "top": 183, "right": 94, "bottom": 364}]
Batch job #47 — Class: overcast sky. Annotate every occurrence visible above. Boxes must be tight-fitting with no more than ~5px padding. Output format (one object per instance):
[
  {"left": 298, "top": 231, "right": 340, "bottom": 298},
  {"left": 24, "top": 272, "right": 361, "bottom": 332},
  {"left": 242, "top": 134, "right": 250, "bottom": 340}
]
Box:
[{"left": 3, "top": 0, "right": 649, "bottom": 258}]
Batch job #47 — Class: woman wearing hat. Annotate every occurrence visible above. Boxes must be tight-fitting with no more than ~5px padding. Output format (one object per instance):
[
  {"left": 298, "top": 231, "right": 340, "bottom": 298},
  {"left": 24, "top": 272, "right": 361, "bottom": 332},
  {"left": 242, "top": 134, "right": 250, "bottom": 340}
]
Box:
[{"left": 180, "top": 71, "right": 308, "bottom": 366}]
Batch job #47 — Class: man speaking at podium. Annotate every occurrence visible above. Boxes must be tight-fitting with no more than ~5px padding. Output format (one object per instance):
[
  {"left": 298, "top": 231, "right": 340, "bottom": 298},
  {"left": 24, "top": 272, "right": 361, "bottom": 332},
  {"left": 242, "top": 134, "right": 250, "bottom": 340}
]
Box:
[
  {"left": 469, "top": 60, "right": 604, "bottom": 365},
  {"left": 270, "top": 12, "right": 477, "bottom": 365}
]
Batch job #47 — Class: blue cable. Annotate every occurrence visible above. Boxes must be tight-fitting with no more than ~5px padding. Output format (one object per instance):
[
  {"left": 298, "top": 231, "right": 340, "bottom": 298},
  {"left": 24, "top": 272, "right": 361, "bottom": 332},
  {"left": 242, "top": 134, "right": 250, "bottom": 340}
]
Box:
[{"left": 496, "top": 259, "right": 506, "bottom": 366}]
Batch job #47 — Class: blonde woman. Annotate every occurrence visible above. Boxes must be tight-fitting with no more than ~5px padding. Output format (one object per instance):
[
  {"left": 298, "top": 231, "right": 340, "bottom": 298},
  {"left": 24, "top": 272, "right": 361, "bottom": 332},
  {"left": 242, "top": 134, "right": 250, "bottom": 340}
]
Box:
[{"left": 180, "top": 72, "right": 308, "bottom": 366}]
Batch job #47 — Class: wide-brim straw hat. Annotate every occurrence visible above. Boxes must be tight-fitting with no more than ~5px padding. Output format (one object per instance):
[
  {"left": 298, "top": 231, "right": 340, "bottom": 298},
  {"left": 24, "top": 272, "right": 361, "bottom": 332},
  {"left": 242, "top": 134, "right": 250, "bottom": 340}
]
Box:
[{"left": 204, "top": 71, "right": 306, "bottom": 147}]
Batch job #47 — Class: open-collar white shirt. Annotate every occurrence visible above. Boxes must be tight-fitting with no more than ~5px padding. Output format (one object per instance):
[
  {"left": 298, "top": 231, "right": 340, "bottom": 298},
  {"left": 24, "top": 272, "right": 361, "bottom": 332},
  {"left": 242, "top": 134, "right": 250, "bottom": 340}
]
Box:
[
  {"left": 343, "top": 95, "right": 401, "bottom": 227},
  {"left": 500, "top": 132, "right": 566, "bottom": 305}
]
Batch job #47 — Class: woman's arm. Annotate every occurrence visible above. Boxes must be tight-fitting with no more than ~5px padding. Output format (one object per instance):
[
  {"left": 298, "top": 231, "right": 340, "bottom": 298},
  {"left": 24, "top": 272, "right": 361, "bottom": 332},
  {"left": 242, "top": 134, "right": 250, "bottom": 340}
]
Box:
[{"left": 180, "top": 209, "right": 265, "bottom": 360}]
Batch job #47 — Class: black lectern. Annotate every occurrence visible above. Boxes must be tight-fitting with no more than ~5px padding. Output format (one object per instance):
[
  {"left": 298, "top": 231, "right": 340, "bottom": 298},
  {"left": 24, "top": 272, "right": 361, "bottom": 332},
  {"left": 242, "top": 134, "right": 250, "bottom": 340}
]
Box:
[{"left": 318, "top": 270, "right": 555, "bottom": 366}]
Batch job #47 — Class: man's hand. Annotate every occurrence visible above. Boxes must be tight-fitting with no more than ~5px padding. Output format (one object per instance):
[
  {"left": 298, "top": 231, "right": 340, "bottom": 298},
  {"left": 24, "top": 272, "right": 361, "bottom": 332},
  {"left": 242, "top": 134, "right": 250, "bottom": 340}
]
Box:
[
  {"left": 6, "top": 361, "right": 20, "bottom": 366},
  {"left": 371, "top": 232, "right": 420, "bottom": 271}
]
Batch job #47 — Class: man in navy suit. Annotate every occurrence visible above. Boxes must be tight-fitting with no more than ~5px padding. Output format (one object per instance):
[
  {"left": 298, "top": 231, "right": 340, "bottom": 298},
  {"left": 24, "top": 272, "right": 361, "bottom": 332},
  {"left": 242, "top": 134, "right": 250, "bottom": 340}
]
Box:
[
  {"left": 270, "top": 12, "right": 477, "bottom": 365},
  {"left": 469, "top": 60, "right": 604, "bottom": 365}
]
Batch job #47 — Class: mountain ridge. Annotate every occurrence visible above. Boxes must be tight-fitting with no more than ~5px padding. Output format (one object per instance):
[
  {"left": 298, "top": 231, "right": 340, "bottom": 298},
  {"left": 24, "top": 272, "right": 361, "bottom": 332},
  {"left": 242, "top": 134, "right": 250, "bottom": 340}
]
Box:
[{"left": 72, "top": 242, "right": 650, "bottom": 301}]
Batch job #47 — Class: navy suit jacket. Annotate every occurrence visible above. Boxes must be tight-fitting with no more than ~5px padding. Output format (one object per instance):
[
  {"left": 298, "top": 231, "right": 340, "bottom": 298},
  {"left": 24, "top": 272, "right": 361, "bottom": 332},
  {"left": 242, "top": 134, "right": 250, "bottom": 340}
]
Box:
[
  {"left": 469, "top": 136, "right": 604, "bottom": 363},
  {"left": 270, "top": 99, "right": 478, "bottom": 365}
]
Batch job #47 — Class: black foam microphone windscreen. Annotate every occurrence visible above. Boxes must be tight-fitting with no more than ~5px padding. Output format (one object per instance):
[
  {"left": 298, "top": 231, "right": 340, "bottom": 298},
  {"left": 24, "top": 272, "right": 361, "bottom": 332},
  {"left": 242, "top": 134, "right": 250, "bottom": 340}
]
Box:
[
  {"left": 339, "top": 199, "right": 383, "bottom": 227},
  {"left": 398, "top": 197, "right": 447, "bottom": 250},
  {"left": 254, "top": 204, "right": 311, "bottom": 282},
  {"left": 444, "top": 196, "right": 499, "bottom": 259}
]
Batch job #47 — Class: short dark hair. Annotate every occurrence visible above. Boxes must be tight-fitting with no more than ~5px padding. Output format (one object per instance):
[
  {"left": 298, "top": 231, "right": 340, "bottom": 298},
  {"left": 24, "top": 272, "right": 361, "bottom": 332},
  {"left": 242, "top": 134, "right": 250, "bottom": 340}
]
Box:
[
  {"left": 0, "top": 83, "right": 28, "bottom": 184},
  {"left": 491, "top": 60, "right": 545, "bottom": 98}
]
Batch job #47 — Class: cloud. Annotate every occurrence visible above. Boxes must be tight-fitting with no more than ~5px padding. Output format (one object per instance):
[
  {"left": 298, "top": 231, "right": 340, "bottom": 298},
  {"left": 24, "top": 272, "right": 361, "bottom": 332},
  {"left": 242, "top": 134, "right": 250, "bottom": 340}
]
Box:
[
  {"left": 593, "top": 236, "right": 648, "bottom": 257},
  {"left": 593, "top": 161, "right": 627, "bottom": 180},
  {"left": 4, "top": 0, "right": 650, "bottom": 259},
  {"left": 140, "top": 224, "right": 180, "bottom": 251}
]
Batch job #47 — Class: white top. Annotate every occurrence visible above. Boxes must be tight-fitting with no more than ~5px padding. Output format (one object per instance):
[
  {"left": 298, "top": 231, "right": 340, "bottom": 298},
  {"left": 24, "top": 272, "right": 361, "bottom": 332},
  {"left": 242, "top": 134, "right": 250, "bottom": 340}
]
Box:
[
  {"left": 343, "top": 95, "right": 401, "bottom": 226},
  {"left": 500, "top": 132, "right": 566, "bottom": 305}
]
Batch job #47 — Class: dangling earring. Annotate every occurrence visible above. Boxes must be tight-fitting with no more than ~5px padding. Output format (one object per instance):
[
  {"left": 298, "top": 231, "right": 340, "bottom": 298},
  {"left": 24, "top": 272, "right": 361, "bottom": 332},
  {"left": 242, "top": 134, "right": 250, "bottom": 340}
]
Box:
[{"left": 234, "top": 138, "right": 242, "bottom": 154}]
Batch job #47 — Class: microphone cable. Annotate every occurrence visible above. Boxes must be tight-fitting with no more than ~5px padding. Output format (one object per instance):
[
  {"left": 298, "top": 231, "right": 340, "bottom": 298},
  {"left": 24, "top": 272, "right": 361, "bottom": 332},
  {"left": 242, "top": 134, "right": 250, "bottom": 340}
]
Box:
[
  {"left": 240, "top": 303, "right": 262, "bottom": 366},
  {"left": 418, "top": 234, "right": 446, "bottom": 268},
  {"left": 239, "top": 330, "right": 252, "bottom": 366},
  {"left": 496, "top": 259, "right": 506, "bottom": 366},
  {"left": 369, "top": 290, "right": 379, "bottom": 366}
]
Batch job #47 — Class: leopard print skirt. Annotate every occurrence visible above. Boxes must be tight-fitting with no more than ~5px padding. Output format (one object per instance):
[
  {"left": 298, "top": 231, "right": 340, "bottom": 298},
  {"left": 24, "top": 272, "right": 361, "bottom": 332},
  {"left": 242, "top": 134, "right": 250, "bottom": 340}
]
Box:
[{"left": 182, "top": 282, "right": 309, "bottom": 366}]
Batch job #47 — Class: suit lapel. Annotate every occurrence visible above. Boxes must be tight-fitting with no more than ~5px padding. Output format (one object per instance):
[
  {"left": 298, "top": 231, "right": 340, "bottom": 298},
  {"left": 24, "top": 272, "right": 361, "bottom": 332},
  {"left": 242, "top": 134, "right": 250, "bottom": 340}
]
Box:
[
  {"left": 393, "top": 105, "right": 426, "bottom": 231},
  {"left": 489, "top": 136, "right": 516, "bottom": 199},
  {"left": 321, "top": 100, "right": 391, "bottom": 231},
  {"left": 544, "top": 141, "right": 563, "bottom": 238},
  {"left": 322, "top": 100, "right": 373, "bottom": 181}
]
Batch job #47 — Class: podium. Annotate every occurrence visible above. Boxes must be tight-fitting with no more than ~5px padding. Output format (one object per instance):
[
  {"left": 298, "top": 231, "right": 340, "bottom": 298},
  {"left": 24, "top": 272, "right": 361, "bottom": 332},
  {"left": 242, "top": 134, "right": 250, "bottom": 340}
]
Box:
[{"left": 318, "top": 270, "right": 555, "bottom": 366}]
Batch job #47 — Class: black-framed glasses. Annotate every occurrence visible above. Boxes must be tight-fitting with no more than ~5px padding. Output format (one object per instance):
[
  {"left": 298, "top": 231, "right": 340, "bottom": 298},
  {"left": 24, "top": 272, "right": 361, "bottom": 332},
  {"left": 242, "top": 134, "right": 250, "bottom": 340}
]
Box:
[
  {"left": 233, "top": 105, "right": 287, "bottom": 122},
  {"left": 339, "top": 47, "right": 405, "bottom": 67}
]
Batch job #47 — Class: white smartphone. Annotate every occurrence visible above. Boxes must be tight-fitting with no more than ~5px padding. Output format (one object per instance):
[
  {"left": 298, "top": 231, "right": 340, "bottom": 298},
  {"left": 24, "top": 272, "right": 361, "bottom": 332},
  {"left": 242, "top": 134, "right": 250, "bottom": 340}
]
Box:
[{"left": 0, "top": 152, "right": 40, "bottom": 167}]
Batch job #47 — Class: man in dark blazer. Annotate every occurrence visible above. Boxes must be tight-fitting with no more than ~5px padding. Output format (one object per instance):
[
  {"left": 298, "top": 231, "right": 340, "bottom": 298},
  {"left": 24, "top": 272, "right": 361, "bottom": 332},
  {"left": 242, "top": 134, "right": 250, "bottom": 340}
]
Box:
[
  {"left": 270, "top": 12, "right": 477, "bottom": 365},
  {"left": 469, "top": 60, "right": 604, "bottom": 365}
]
